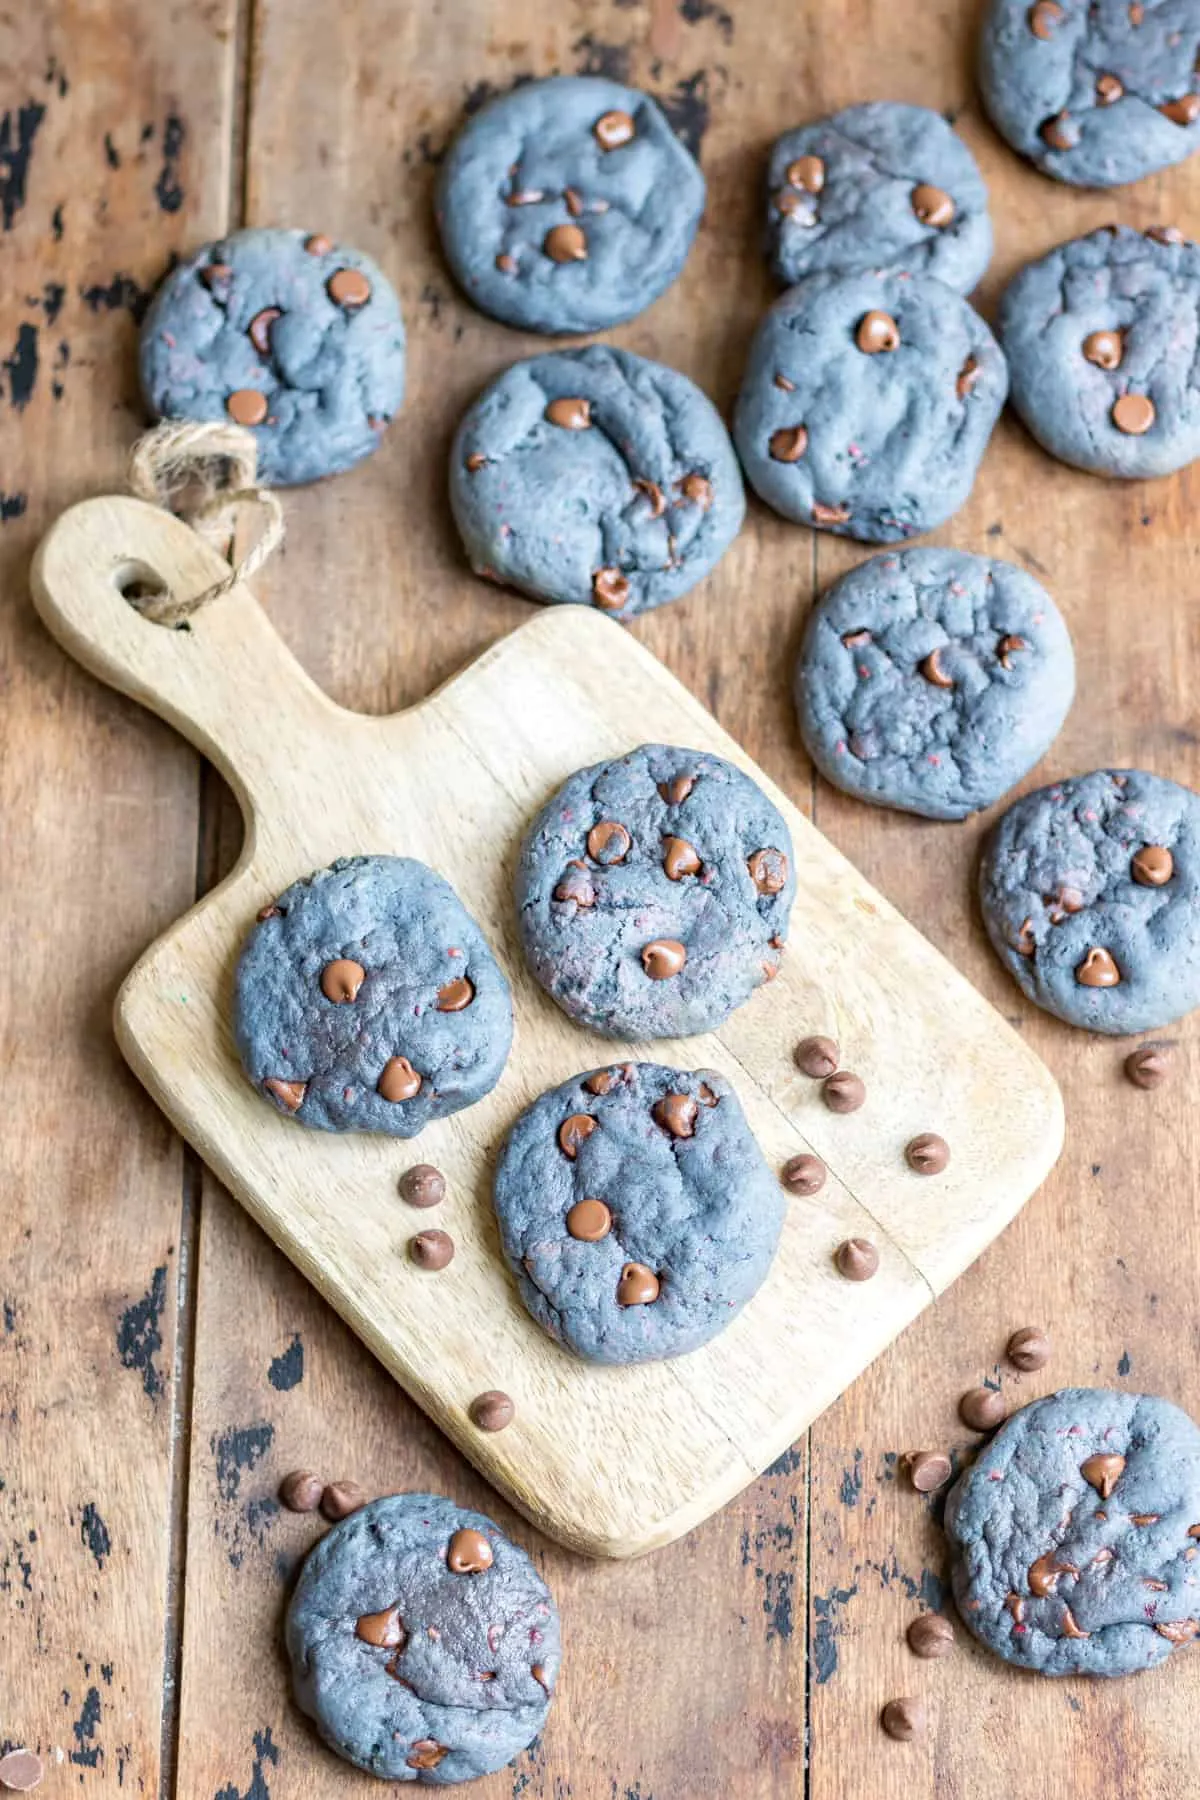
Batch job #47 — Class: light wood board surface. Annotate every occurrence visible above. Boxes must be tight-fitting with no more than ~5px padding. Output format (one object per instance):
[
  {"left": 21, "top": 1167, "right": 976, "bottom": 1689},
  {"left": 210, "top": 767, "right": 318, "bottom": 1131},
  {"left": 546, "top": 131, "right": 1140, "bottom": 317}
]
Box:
[{"left": 3, "top": 0, "right": 1200, "bottom": 1793}]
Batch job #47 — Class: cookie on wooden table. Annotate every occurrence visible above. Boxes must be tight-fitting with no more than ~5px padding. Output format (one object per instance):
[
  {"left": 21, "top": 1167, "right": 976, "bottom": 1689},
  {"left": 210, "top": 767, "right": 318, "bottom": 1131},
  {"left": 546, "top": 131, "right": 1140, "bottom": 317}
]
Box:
[
  {"left": 516, "top": 744, "right": 794, "bottom": 1040},
  {"left": 732, "top": 269, "right": 1007, "bottom": 543},
  {"left": 980, "top": 768, "right": 1200, "bottom": 1033},
  {"left": 765, "top": 101, "right": 992, "bottom": 293},
  {"left": 493, "top": 1063, "right": 785, "bottom": 1364},
  {"left": 436, "top": 75, "right": 705, "bottom": 334},
  {"left": 795, "top": 547, "right": 1075, "bottom": 821},
  {"left": 999, "top": 225, "right": 1200, "bottom": 479},
  {"left": 450, "top": 345, "right": 744, "bottom": 618},
  {"left": 946, "top": 1388, "right": 1200, "bottom": 1675},
  {"left": 286, "top": 1494, "right": 559, "bottom": 1781},
  {"left": 139, "top": 226, "right": 406, "bottom": 485},
  {"left": 234, "top": 855, "right": 513, "bottom": 1134}
]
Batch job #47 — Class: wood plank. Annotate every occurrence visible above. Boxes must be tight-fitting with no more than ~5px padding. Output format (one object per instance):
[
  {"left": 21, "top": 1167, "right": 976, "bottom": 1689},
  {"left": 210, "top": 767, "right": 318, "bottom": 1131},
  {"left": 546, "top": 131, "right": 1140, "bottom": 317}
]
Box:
[{"left": 0, "top": 1, "right": 236, "bottom": 1790}]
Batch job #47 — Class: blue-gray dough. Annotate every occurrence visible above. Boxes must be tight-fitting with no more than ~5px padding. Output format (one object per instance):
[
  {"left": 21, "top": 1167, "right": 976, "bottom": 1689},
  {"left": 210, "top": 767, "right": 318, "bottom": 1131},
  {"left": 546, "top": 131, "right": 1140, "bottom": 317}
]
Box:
[
  {"left": 234, "top": 856, "right": 513, "bottom": 1134},
  {"left": 979, "top": 0, "right": 1200, "bottom": 189},
  {"left": 795, "top": 547, "right": 1075, "bottom": 821},
  {"left": 946, "top": 1389, "right": 1200, "bottom": 1676},
  {"left": 732, "top": 269, "right": 1007, "bottom": 543},
  {"left": 516, "top": 744, "right": 795, "bottom": 1040},
  {"left": 436, "top": 76, "right": 705, "bottom": 335},
  {"left": 979, "top": 768, "right": 1200, "bottom": 1034},
  {"left": 492, "top": 1063, "right": 785, "bottom": 1364},
  {"left": 449, "top": 346, "right": 744, "bottom": 618},
  {"left": 999, "top": 225, "right": 1200, "bottom": 479},
  {"left": 139, "top": 227, "right": 406, "bottom": 486},
  {"left": 766, "top": 101, "right": 992, "bottom": 293},
  {"left": 285, "top": 1494, "right": 559, "bottom": 1782}
]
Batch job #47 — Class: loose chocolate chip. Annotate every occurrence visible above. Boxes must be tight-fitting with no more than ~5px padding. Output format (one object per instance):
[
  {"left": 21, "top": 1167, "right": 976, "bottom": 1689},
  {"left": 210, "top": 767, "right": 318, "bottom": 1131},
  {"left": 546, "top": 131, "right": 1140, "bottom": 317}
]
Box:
[
  {"left": 1161, "top": 94, "right": 1200, "bottom": 125},
  {"left": 1027, "top": 0, "right": 1064, "bottom": 33},
  {"left": 905, "top": 1450, "right": 952, "bottom": 1493},
  {"left": 279, "top": 1469, "right": 324, "bottom": 1512},
  {"left": 1006, "top": 1325, "right": 1051, "bottom": 1371},
  {"left": 1112, "top": 392, "right": 1155, "bottom": 435},
  {"left": 356, "top": 1604, "right": 406, "bottom": 1648},
  {"left": 437, "top": 976, "right": 475, "bottom": 1012},
  {"left": 1132, "top": 844, "right": 1173, "bottom": 886},
  {"left": 566, "top": 1198, "right": 612, "bottom": 1240},
  {"left": 794, "top": 1035, "right": 840, "bottom": 1079},
  {"left": 378, "top": 1056, "right": 422, "bottom": 1102},
  {"left": 247, "top": 306, "right": 281, "bottom": 354},
  {"left": 545, "top": 396, "right": 591, "bottom": 429},
  {"left": 469, "top": 1390, "right": 516, "bottom": 1432},
  {"left": 811, "top": 500, "right": 851, "bottom": 525},
  {"left": 592, "top": 567, "right": 630, "bottom": 611},
  {"left": 786, "top": 153, "right": 825, "bottom": 192},
  {"left": 747, "top": 847, "right": 789, "bottom": 894},
  {"left": 226, "top": 388, "right": 268, "bottom": 427},
  {"left": 264, "top": 1076, "right": 307, "bottom": 1114},
  {"left": 558, "top": 1113, "right": 597, "bottom": 1158},
  {"left": 399, "top": 1164, "right": 445, "bottom": 1208},
  {"left": 1080, "top": 1452, "right": 1125, "bottom": 1498},
  {"left": 997, "top": 633, "right": 1027, "bottom": 668},
  {"left": 856, "top": 310, "right": 900, "bottom": 354},
  {"left": 659, "top": 774, "right": 696, "bottom": 805},
  {"left": 321, "top": 1480, "right": 367, "bottom": 1521},
  {"left": 920, "top": 646, "right": 954, "bottom": 688},
  {"left": 409, "top": 1229, "right": 454, "bottom": 1271},
  {"left": 304, "top": 233, "right": 333, "bottom": 256},
  {"left": 834, "top": 1236, "right": 878, "bottom": 1281},
  {"left": 959, "top": 1386, "right": 1006, "bottom": 1432},
  {"left": 200, "top": 261, "right": 233, "bottom": 289},
  {"left": 905, "top": 1132, "right": 950, "bottom": 1175},
  {"left": 321, "top": 957, "right": 365, "bottom": 1003},
  {"left": 587, "top": 820, "right": 631, "bottom": 864},
  {"left": 680, "top": 472, "right": 712, "bottom": 508},
  {"left": 0, "top": 1751, "right": 43, "bottom": 1792},
  {"left": 662, "top": 836, "right": 701, "bottom": 881},
  {"left": 328, "top": 267, "right": 371, "bottom": 308},
  {"left": 881, "top": 1697, "right": 926, "bottom": 1741},
  {"left": 823, "top": 1070, "right": 865, "bottom": 1113},
  {"left": 1040, "top": 110, "right": 1078, "bottom": 150},
  {"left": 1125, "top": 1043, "right": 1171, "bottom": 1089},
  {"left": 1096, "top": 72, "right": 1124, "bottom": 104},
  {"left": 642, "top": 938, "right": 687, "bottom": 979},
  {"left": 594, "top": 109, "right": 635, "bottom": 150},
  {"left": 782, "top": 1152, "right": 826, "bottom": 1195},
  {"left": 911, "top": 183, "right": 955, "bottom": 228},
  {"left": 544, "top": 222, "right": 587, "bottom": 262},
  {"left": 769, "top": 424, "right": 808, "bottom": 462},
  {"left": 653, "top": 1092, "right": 698, "bottom": 1138},
  {"left": 407, "top": 1741, "right": 449, "bottom": 1770},
  {"left": 633, "top": 477, "right": 666, "bottom": 517},
  {"left": 907, "top": 1613, "right": 955, "bottom": 1658},
  {"left": 1076, "top": 946, "right": 1120, "bottom": 988},
  {"left": 617, "top": 1261, "right": 660, "bottom": 1305}
]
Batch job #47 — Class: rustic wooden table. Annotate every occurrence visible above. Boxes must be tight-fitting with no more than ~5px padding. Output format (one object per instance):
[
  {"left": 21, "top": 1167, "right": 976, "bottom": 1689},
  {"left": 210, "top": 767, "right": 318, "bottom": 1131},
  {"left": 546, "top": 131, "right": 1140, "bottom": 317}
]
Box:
[{"left": 3, "top": 2, "right": 1200, "bottom": 1795}]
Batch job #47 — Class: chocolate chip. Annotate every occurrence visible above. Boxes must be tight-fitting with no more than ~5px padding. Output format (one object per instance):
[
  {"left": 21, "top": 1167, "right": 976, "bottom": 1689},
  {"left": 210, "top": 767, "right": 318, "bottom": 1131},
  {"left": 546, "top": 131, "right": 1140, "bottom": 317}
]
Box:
[
  {"left": 1006, "top": 1325, "right": 1051, "bottom": 1371},
  {"left": 563, "top": 186, "right": 585, "bottom": 218},
  {"left": 785, "top": 154, "right": 825, "bottom": 192},
  {"left": 586, "top": 820, "right": 630, "bottom": 864},
  {"left": 226, "top": 388, "right": 268, "bottom": 426},
  {"left": 812, "top": 500, "right": 850, "bottom": 526},
  {"left": 1096, "top": 71, "right": 1124, "bottom": 104},
  {"left": 594, "top": 109, "right": 635, "bottom": 150},
  {"left": 659, "top": 774, "right": 696, "bottom": 805},
  {"left": 1027, "top": 0, "right": 1064, "bottom": 33},
  {"left": 1131, "top": 1512, "right": 1160, "bottom": 1526},
  {"left": 881, "top": 1697, "right": 926, "bottom": 1741},
  {"left": 321, "top": 1479, "right": 367, "bottom": 1521},
  {"left": 264, "top": 1076, "right": 307, "bottom": 1114},
  {"left": 834, "top": 1236, "right": 878, "bottom": 1280},
  {"left": 437, "top": 976, "right": 475, "bottom": 1012},
  {"left": 356, "top": 1603, "right": 406, "bottom": 1648},
  {"left": 1076, "top": 946, "right": 1120, "bottom": 988},
  {"left": 553, "top": 860, "right": 597, "bottom": 906},
  {"left": 256, "top": 902, "right": 281, "bottom": 921},
  {"left": 634, "top": 477, "right": 666, "bottom": 517},
  {"left": 278, "top": 1469, "right": 324, "bottom": 1512},
  {"left": 1156, "top": 1619, "right": 1200, "bottom": 1643},
  {"left": 747, "top": 847, "right": 789, "bottom": 894},
  {"left": 997, "top": 633, "right": 1027, "bottom": 668},
  {"left": 1028, "top": 1551, "right": 1078, "bottom": 1596},
  {"left": 1081, "top": 329, "right": 1123, "bottom": 372},
  {"left": 904, "top": 1450, "right": 952, "bottom": 1493},
  {"left": 959, "top": 1386, "right": 1006, "bottom": 1432},
  {"left": 653, "top": 1093, "right": 698, "bottom": 1138},
  {"left": 905, "top": 1132, "right": 949, "bottom": 1175},
  {"left": 956, "top": 355, "right": 980, "bottom": 399},
  {"left": 910, "top": 183, "right": 954, "bottom": 228},
  {"left": 507, "top": 187, "right": 545, "bottom": 206},
  {"left": 823, "top": 1070, "right": 865, "bottom": 1113},
  {"left": 200, "top": 261, "right": 233, "bottom": 289},
  {"left": 1112, "top": 393, "right": 1155, "bottom": 436},
  {"left": 782, "top": 1152, "right": 826, "bottom": 1195},
  {"left": 469, "top": 1390, "right": 516, "bottom": 1432},
  {"left": 842, "top": 628, "right": 872, "bottom": 649},
  {"left": 328, "top": 267, "right": 371, "bottom": 309},
  {"left": 1080, "top": 1452, "right": 1125, "bottom": 1498},
  {"left": 407, "top": 1741, "right": 449, "bottom": 1770},
  {"left": 545, "top": 396, "right": 591, "bottom": 429},
  {"left": 1013, "top": 918, "right": 1036, "bottom": 956},
  {"left": 617, "top": 1261, "right": 660, "bottom": 1305},
  {"left": 794, "top": 1035, "right": 839, "bottom": 1079},
  {"left": 642, "top": 939, "right": 687, "bottom": 979},
  {"left": 907, "top": 1613, "right": 955, "bottom": 1658},
  {"left": 566, "top": 1198, "right": 612, "bottom": 1240},
  {"left": 0, "top": 1751, "right": 43, "bottom": 1793},
  {"left": 920, "top": 646, "right": 954, "bottom": 688},
  {"left": 1146, "top": 224, "right": 1185, "bottom": 245},
  {"left": 465, "top": 451, "right": 488, "bottom": 472},
  {"left": 662, "top": 836, "right": 701, "bottom": 880},
  {"left": 1161, "top": 94, "right": 1200, "bottom": 125},
  {"left": 769, "top": 424, "right": 808, "bottom": 462},
  {"left": 304, "top": 234, "right": 333, "bottom": 256},
  {"left": 399, "top": 1164, "right": 445, "bottom": 1207},
  {"left": 1040, "top": 110, "right": 1078, "bottom": 150},
  {"left": 680, "top": 472, "right": 712, "bottom": 508},
  {"left": 592, "top": 567, "right": 630, "bottom": 611},
  {"left": 531, "top": 1661, "right": 552, "bottom": 1693},
  {"left": 321, "top": 957, "right": 365, "bottom": 1003},
  {"left": 584, "top": 1069, "right": 621, "bottom": 1095},
  {"left": 248, "top": 306, "right": 281, "bottom": 354},
  {"left": 409, "top": 1229, "right": 454, "bottom": 1271},
  {"left": 558, "top": 1113, "right": 597, "bottom": 1158},
  {"left": 774, "top": 372, "right": 796, "bottom": 391},
  {"left": 1125, "top": 1043, "right": 1171, "bottom": 1089},
  {"left": 544, "top": 222, "right": 587, "bottom": 263},
  {"left": 856, "top": 310, "right": 900, "bottom": 354},
  {"left": 496, "top": 252, "right": 518, "bottom": 274},
  {"left": 1132, "top": 844, "right": 1173, "bottom": 886},
  {"left": 378, "top": 1056, "right": 422, "bottom": 1102}
]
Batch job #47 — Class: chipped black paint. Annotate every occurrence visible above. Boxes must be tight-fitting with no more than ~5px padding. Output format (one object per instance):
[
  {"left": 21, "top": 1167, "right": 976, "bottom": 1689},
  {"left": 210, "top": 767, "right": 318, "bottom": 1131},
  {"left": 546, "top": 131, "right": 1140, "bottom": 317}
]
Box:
[
  {"left": 36, "top": 280, "right": 65, "bottom": 324},
  {"left": 213, "top": 1423, "right": 277, "bottom": 1568},
  {"left": 103, "top": 131, "right": 120, "bottom": 170},
  {"left": 81, "top": 270, "right": 153, "bottom": 323},
  {"left": 213, "top": 1423, "right": 274, "bottom": 1502},
  {"left": 1117, "top": 1349, "right": 1132, "bottom": 1376},
  {"left": 839, "top": 1449, "right": 864, "bottom": 1507},
  {"left": 656, "top": 70, "right": 713, "bottom": 158},
  {"left": 810, "top": 1584, "right": 858, "bottom": 1684},
  {"left": 155, "top": 114, "right": 185, "bottom": 213},
  {"left": 3, "top": 323, "right": 38, "bottom": 410},
  {"left": 214, "top": 1726, "right": 279, "bottom": 1800},
  {"left": 571, "top": 34, "right": 632, "bottom": 81},
  {"left": 764, "top": 1443, "right": 802, "bottom": 1478},
  {"left": 462, "top": 74, "right": 534, "bottom": 118},
  {"left": 116, "top": 1264, "right": 167, "bottom": 1399},
  {"left": 0, "top": 102, "right": 45, "bottom": 232},
  {"left": 1, "top": 1297, "right": 15, "bottom": 1328},
  {"left": 68, "top": 1685, "right": 102, "bottom": 1768},
  {"left": 741, "top": 1496, "right": 801, "bottom": 1641},
  {"left": 50, "top": 201, "right": 63, "bottom": 240},
  {"left": 80, "top": 1502, "right": 111, "bottom": 1570},
  {"left": 45, "top": 59, "right": 68, "bottom": 98},
  {"left": 267, "top": 1333, "right": 303, "bottom": 1391},
  {"left": 680, "top": 0, "right": 734, "bottom": 41},
  {"left": 50, "top": 338, "right": 69, "bottom": 401}
]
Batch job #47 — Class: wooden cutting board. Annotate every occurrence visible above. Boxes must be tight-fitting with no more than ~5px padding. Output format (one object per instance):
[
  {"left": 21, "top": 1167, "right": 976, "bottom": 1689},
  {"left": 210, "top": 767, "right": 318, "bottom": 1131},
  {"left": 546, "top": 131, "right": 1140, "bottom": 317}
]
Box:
[{"left": 32, "top": 493, "right": 1063, "bottom": 1559}]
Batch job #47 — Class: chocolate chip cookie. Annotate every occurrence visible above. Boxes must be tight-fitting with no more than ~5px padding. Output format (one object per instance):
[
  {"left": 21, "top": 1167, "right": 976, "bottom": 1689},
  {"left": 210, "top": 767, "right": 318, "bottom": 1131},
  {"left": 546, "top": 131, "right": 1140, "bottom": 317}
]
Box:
[
  {"left": 139, "top": 227, "right": 406, "bottom": 485},
  {"left": 732, "top": 269, "right": 1007, "bottom": 543},
  {"left": 1000, "top": 225, "right": 1200, "bottom": 479},
  {"left": 979, "top": 0, "right": 1200, "bottom": 188},
  {"left": 234, "top": 856, "right": 513, "bottom": 1133},
  {"left": 947, "top": 1388, "right": 1200, "bottom": 1675},
  {"left": 492, "top": 1063, "right": 785, "bottom": 1363},
  {"left": 980, "top": 769, "right": 1200, "bottom": 1033},
  {"left": 286, "top": 1493, "right": 559, "bottom": 1781},
  {"left": 450, "top": 346, "right": 744, "bottom": 618},
  {"left": 795, "top": 547, "right": 1075, "bottom": 820},
  {"left": 766, "top": 101, "right": 992, "bottom": 293},
  {"left": 436, "top": 76, "right": 705, "bottom": 335},
  {"left": 516, "top": 744, "right": 794, "bottom": 1040}
]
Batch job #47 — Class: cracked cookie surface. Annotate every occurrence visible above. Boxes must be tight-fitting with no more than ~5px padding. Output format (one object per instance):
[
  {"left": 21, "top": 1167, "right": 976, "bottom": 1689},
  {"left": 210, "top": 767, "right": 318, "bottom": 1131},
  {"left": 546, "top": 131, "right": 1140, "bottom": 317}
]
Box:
[
  {"left": 765, "top": 101, "right": 992, "bottom": 293},
  {"left": 286, "top": 1494, "right": 559, "bottom": 1782},
  {"left": 947, "top": 1388, "right": 1200, "bottom": 1676},
  {"left": 436, "top": 75, "right": 705, "bottom": 334},
  {"left": 979, "top": 768, "right": 1200, "bottom": 1033},
  {"left": 980, "top": 0, "right": 1200, "bottom": 188},
  {"left": 139, "top": 227, "right": 406, "bottom": 485},
  {"left": 999, "top": 225, "right": 1200, "bottom": 478},
  {"left": 516, "top": 744, "right": 794, "bottom": 1039},
  {"left": 234, "top": 855, "right": 513, "bottom": 1134},
  {"left": 492, "top": 1063, "right": 785, "bottom": 1364},
  {"left": 450, "top": 346, "right": 744, "bottom": 617},
  {"left": 795, "top": 547, "right": 1074, "bottom": 820},
  {"left": 732, "top": 268, "right": 1007, "bottom": 543}
]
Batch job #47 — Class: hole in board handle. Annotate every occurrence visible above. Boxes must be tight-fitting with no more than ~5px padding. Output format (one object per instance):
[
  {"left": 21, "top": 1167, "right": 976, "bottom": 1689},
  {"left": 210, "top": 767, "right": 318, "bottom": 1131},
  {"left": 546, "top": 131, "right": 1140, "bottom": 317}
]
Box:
[{"left": 113, "top": 559, "right": 189, "bottom": 630}]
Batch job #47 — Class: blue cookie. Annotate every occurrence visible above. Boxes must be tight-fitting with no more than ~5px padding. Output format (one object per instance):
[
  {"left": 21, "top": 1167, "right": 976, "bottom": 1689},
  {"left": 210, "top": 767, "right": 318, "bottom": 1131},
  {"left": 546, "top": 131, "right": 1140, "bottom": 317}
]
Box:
[
  {"left": 436, "top": 76, "right": 705, "bottom": 334},
  {"left": 999, "top": 225, "right": 1200, "bottom": 479},
  {"left": 980, "top": 769, "right": 1200, "bottom": 1034},
  {"left": 795, "top": 547, "right": 1075, "bottom": 821},
  {"left": 732, "top": 269, "right": 1007, "bottom": 543},
  {"left": 516, "top": 744, "right": 794, "bottom": 1040},
  {"left": 234, "top": 856, "right": 513, "bottom": 1134},
  {"left": 139, "top": 227, "right": 405, "bottom": 485},
  {"left": 979, "top": 0, "right": 1200, "bottom": 188},
  {"left": 492, "top": 1063, "right": 785, "bottom": 1364},
  {"left": 766, "top": 102, "right": 992, "bottom": 293},
  {"left": 449, "top": 346, "right": 744, "bottom": 618},
  {"left": 947, "top": 1389, "right": 1200, "bottom": 1676},
  {"left": 286, "top": 1494, "right": 559, "bottom": 1782}
]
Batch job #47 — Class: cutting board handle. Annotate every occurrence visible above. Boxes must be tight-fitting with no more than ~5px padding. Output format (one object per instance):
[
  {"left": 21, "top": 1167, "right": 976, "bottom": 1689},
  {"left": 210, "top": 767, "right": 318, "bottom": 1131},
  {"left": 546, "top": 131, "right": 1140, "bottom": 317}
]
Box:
[{"left": 31, "top": 494, "right": 343, "bottom": 820}]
